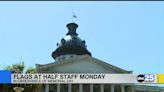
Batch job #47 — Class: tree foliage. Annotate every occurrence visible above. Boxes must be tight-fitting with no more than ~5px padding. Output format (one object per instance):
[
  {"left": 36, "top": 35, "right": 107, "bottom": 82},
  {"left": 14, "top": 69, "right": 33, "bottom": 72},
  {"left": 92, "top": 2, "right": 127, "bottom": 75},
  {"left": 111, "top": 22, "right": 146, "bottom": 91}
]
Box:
[
  {"left": 26, "top": 67, "right": 36, "bottom": 74},
  {"left": 3, "top": 62, "right": 38, "bottom": 92},
  {"left": 4, "top": 62, "right": 25, "bottom": 73}
]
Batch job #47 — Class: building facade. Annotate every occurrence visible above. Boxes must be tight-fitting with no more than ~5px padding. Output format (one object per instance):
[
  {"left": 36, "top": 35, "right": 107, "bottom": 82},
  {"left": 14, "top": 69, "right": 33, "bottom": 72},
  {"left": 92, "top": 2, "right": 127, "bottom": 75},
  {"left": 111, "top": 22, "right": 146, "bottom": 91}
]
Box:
[{"left": 36, "top": 23, "right": 164, "bottom": 92}]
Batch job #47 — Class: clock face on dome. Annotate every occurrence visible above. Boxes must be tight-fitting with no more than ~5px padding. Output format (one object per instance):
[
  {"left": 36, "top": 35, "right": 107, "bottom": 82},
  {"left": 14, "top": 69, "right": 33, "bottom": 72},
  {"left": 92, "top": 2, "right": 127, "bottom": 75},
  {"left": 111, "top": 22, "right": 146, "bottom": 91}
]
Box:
[{"left": 52, "top": 23, "right": 91, "bottom": 60}]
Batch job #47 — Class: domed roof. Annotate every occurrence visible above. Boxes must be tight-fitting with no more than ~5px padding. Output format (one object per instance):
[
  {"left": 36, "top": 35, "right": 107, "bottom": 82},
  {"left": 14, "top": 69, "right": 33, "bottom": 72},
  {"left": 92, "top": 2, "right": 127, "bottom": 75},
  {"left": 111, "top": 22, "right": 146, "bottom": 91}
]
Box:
[{"left": 52, "top": 23, "right": 92, "bottom": 59}]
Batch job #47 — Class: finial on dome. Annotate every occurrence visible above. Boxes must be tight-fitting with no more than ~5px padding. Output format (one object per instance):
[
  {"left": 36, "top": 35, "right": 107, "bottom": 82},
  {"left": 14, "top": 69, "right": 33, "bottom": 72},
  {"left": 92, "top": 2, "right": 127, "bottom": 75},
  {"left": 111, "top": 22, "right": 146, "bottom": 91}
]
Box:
[{"left": 66, "top": 23, "right": 78, "bottom": 36}]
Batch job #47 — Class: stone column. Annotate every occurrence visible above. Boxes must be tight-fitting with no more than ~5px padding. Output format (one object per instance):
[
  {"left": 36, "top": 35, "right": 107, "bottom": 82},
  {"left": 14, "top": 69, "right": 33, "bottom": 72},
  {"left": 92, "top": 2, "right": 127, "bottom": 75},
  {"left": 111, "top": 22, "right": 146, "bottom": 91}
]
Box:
[
  {"left": 90, "top": 84, "right": 93, "bottom": 92},
  {"left": 100, "top": 84, "right": 104, "bottom": 92},
  {"left": 110, "top": 84, "right": 114, "bottom": 92},
  {"left": 45, "top": 84, "right": 49, "bottom": 92},
  {"left": 68, "top": 84, "right": 72, "bottom": 92},
  {"left": 57, "top": 84, "right": 61, "bottom": 92},
  {"left": 79, "top": 84, "right": 83, "bottom": 92},
  {"left": 121, "top": 85, "right": 125, "bottom": 92}
]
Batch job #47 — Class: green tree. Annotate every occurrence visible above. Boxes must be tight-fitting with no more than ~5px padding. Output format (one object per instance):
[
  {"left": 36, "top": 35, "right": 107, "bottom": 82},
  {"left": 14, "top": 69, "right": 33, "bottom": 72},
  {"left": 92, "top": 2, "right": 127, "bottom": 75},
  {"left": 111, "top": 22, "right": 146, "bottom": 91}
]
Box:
[
  {"left": 5, "top": 62, "right": 25, "bottom": 73},
  {"left": 26, "top": 67, "right": 37, "bottom": 74},
  {"left": 3, "top": 62, "right": 38, "bottom": 92}
]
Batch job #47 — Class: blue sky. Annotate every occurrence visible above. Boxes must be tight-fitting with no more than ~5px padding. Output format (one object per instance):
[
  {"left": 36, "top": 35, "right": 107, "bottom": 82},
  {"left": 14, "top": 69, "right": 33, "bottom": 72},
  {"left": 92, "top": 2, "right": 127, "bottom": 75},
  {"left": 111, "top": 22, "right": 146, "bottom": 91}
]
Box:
[{"left": 0, "top": 1, "right": 163, "bottom": 78}]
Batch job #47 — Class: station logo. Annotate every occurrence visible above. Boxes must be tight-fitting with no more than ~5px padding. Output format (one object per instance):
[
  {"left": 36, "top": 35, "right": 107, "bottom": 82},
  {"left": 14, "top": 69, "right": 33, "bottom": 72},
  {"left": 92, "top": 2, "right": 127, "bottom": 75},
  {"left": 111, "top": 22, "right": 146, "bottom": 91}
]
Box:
[
  {"left": 136, "top": 75, "right": 145, "bottom": 82},
  {"left": 136, "top": 74, "right": 155, "bottom": 83}
]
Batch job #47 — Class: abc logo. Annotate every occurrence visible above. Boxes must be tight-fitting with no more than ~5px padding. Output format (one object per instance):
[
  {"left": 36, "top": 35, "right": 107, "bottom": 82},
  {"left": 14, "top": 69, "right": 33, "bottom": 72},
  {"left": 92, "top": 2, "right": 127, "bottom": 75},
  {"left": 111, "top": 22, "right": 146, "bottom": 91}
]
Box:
[
  {"left": 136, "top": 74, "right": 155, "bottom": 83},
  {"left": 136, "top": 75, "right": 145, "bottom": 82}
]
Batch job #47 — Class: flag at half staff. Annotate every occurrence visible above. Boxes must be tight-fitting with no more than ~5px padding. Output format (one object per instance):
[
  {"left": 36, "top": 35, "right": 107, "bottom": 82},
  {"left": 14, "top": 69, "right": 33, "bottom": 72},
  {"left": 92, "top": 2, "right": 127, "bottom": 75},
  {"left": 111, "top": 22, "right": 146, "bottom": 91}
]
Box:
[
  {"left": 72, "top": 10, "right": 77, "bottom": 18},
  {"left": 73, "top": 15, "right": 77, "bottom": 18}
]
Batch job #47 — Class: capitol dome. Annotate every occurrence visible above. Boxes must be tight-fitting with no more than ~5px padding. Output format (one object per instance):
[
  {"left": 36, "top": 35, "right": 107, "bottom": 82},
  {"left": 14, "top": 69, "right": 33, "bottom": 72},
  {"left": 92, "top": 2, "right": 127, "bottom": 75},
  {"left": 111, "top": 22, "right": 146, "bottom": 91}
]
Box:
[{"left": 52, "top": 23, "right": 92, "bottom": 60}]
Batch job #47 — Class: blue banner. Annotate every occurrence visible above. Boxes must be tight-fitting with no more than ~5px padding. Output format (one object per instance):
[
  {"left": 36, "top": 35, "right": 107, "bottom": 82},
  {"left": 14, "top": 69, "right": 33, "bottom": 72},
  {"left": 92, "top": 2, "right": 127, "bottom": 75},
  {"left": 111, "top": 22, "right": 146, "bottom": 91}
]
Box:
[{"left": 0, "top": 70, "right": 11, "bottom": 84}]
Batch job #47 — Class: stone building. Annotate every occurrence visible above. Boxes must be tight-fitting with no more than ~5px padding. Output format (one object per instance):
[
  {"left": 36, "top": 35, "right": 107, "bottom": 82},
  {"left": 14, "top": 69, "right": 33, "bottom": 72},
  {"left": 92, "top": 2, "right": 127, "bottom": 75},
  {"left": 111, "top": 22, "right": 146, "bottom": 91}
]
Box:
[{"left": 36, "top": 22, "right": 164, "bottom": 92}]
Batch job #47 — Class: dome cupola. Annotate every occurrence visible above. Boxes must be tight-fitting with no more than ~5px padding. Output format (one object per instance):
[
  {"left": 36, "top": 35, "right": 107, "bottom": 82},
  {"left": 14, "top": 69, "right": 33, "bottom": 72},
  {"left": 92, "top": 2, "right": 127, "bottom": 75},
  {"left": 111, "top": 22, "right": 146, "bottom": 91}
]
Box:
[{"left": 52, "top": 23, "right": 92, "bottom": 60}]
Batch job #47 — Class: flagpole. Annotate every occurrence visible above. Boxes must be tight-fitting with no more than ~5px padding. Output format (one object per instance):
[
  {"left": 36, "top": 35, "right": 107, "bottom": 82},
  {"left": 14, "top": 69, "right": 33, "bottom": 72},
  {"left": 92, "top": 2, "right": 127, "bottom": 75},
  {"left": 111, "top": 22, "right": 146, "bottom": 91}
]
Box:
[
  {"left": 72, "top": 9, "right": 74, "bottom": 22},
  {"left": 72, "top": 9, "right": 77, "bottom": 23}
]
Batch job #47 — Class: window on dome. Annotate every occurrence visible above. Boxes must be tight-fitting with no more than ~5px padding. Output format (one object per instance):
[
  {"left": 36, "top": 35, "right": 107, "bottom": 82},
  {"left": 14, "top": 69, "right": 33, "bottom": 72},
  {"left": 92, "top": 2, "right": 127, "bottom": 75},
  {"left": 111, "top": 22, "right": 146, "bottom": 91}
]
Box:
[
  {"left": 83, "top": 40, "right": 85, "bottom": 44},
  {"left": 61, "top": 38, "right": 65, "bottom": 44}
]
